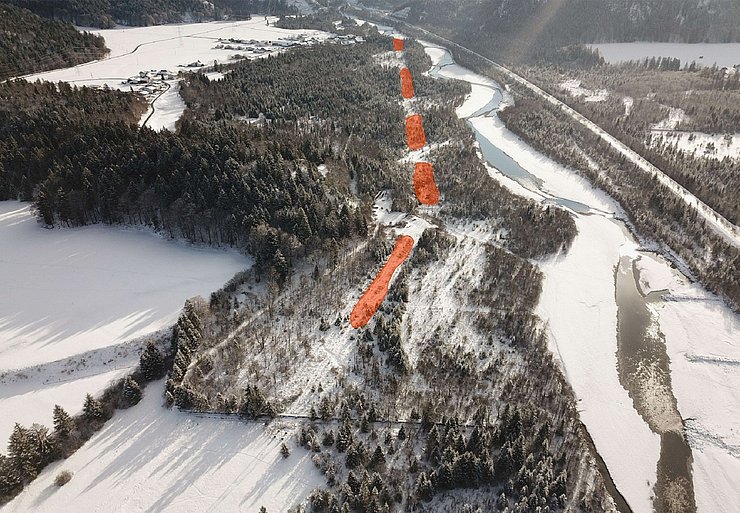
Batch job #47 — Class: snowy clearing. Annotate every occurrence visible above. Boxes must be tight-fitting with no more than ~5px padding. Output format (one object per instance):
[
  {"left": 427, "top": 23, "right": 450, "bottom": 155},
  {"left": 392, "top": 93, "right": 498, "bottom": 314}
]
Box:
[
  {"left": 144, "top": 81, "right": 187, "bottom": 130},
  {"left": 649, "top": 131, "right": 740, "bottom": 160},
  {"left": 590, "top": 42, "right": 740, "bottom": 69},
  {"left": 651, "top": 107, "right": 687, "bottom": 131},
  {"left": 560, "top": 79, "right": 609, "bottom": 102},
  {"left": 0, "top": 201, "right": 250, "bottom": 371},
  {"left": 3, "top": 383, "right": 323, "bottom": 513}
]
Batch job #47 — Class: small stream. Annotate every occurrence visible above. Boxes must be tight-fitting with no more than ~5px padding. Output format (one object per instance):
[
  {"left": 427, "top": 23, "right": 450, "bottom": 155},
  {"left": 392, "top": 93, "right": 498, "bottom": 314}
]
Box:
[{"left": 425, "top": 44, "right": 697, "bottom": 512}]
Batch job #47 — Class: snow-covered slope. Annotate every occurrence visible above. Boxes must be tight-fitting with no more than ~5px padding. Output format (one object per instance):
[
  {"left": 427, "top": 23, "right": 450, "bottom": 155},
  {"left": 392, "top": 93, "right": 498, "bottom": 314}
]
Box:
[
  {"left": 0, "top": 200, "right": 249, "bottom": 439},
  {"left": 3, "top": 383, "right": 323, "bottom": 513}
]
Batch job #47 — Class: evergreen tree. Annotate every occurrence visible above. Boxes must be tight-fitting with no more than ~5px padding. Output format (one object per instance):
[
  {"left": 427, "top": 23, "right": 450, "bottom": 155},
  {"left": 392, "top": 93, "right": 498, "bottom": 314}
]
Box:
[
  {"left": 415, "top": 471, "right": 434, "bottom": 502},
  {"left": 322, "top": 430, "right": 335, "bottom": 447},
  {"left": 139, "top": 341, "right": 164, "bottom": 381},
  {"left": 397, "top": 425, "right": 406, "bottom": 441},
  {"left": 52, "top": 405, "right": 74, "bottom": 438},
  {"left": 369, "top": 445, "right": 386, "bottom": 469},
  {"left": 7, "top": 424, "right": 40, "bottom": 483},
  {"left": 122, "top": 376, "right": 143, "bottom": 405},
  {"left": 280, "top": 443, "right": 289, "bottom": 458},
  {"left": 82, "top": 394, "right": 103, "bottom": 421},
  {"left": 272, "top": 249, "right": 289, "bottom": 284},
  {"left": 335, "top": 418, "right": 353, "bottom": 453}
]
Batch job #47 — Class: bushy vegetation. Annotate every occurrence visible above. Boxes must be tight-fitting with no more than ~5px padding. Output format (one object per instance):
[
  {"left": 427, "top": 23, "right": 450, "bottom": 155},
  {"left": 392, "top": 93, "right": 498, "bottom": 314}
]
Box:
[{"left": 0, "top": 3, "right": 107, "bottom": 79}]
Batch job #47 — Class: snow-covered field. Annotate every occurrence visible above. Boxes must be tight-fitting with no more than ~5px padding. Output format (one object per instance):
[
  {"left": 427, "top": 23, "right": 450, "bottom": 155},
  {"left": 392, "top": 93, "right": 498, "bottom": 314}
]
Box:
[
  {"left": 0, "top": 201, "right": 248, "bottom": 369},
  {"left": 4, "top": 382, "right": 323, "bottom": 513},
  {"left": 0, "top": 369, "right": 127, "bottom": 442},
  {"left": 22, "top": 19, "right": 329, "bottom": 130},
  {"left": 0, "top": 200, "right": 249, "bottom": 440},
  {"left": 590, "top": 42, "right": 740, "bottom": 69}
]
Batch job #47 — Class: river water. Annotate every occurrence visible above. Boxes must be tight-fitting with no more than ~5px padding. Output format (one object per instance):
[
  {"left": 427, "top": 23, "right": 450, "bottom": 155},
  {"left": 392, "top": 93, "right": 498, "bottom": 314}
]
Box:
[{"left": 419, "top": 42, "right": 740, "bottom": 513}]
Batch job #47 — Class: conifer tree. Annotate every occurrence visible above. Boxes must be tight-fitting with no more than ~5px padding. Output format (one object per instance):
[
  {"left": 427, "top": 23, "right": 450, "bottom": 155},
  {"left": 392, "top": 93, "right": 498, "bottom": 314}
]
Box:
[
  {"left": 7, "top": 424, "right": 39, "bottom": 483},
  {"left": 139, "top": 341, "right": 164, "bottom": 381},
  {"left": 369, "top": 445, "right": 386, "bottom": 469},
  {"left": 82, "top": 394, "right": 103, "bottom": 421},
  {"left": 122, "top": 376, "right": 143, "bottom": 405},
  {"left": 52, "top": 405, "right": 74, "bottom": 438}
]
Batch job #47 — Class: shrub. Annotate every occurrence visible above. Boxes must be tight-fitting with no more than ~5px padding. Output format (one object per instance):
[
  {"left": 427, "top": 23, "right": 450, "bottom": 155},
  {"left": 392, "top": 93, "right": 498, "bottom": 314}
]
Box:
[{"left": 54, "top": 470, "right": 73, "bottom": 487}]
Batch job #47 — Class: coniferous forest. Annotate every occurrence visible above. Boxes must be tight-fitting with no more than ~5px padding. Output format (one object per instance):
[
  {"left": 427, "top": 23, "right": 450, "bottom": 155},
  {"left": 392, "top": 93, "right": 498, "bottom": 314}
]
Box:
[
  {"left": 0, "top": 3, "right": 107, "bottom": 79},
  {"left": 4, "top": 0, "right": 295, "bottom": 27}
]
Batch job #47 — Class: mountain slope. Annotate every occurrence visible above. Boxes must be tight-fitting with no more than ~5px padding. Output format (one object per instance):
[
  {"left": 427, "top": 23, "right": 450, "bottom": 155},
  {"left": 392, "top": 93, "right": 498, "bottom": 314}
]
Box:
[{"left": 0, "top": 3, "right": 107, "bottom": 79}]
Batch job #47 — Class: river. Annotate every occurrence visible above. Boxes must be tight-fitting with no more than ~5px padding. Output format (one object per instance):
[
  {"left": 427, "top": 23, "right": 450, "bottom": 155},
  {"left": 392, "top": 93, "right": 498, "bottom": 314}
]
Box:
[{"left": 419, "top": 42, "right": 740, "bottom": 513}]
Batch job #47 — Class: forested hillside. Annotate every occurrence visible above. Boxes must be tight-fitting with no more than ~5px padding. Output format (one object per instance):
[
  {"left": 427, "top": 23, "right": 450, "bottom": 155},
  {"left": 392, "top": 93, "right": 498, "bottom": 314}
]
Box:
[
  {"left": 365, "top": 0, "right": 740, "bottom": 62},
  {"left": 5, "top": 0, "right": 294, "bottom": 27},
  {"left": 0, "top": 3, "right": 107, "bottom": 79}
]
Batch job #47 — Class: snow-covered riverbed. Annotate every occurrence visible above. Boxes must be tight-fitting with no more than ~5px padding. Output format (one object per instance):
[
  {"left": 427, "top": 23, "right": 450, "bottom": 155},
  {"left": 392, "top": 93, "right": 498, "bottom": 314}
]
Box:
[{"left": 422, "top": 42, "right": 740, "bottom": 513}]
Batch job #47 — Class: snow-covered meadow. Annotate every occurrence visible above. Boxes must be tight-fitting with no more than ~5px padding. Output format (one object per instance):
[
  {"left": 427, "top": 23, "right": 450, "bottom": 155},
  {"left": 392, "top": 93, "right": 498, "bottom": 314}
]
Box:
[
  {"left": 21, "top": 18, "right": 329, "bottom": 130},
  {"left": 0, "top": 201, "right": 249, "bottom": 440},
  {"left": 649, "top": 131, "right": 740, "bottom": 160}
]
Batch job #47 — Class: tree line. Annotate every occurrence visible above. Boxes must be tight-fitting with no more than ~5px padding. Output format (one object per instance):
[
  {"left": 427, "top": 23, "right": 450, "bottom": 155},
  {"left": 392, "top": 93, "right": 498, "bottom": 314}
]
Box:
[{"left": 5, "top": 0, "right": 295, "bottom": 27}]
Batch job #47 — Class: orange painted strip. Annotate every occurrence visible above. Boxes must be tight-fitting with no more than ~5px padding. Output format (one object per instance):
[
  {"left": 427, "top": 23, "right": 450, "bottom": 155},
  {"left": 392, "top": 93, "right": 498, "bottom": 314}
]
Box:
[
  {"left": 393, "top": 38, "right": 405, "bottom": 51},
  {"left": 413, "top": 162, "right": 440, "bottom": 205},
  {"left": 350, "top": 235, "right": 414, "bottom": 329},
  {"left": 405, "top": 114, "right": 427, "bottom": 150},
  {"left": 400, "top": 67, "right": 415, "bottom": 99}
]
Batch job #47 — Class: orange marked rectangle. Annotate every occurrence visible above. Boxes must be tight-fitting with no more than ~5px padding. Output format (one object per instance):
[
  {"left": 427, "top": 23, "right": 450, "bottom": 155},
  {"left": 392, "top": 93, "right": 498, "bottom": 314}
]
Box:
[
  {"left": 413, "top": 162, "right": 440, "bottom": 205},
  {"left": 400, "top": 67, "right": 415, "bottom": 99},
  {"left": 393, "top": 38, "right": 405, "bottom": 51},
  {"left": 350, "top": 235, "right": 414, "bottom": 329},
  {"left": 405, "top": 114, "right": 427, "bottom": 150}
]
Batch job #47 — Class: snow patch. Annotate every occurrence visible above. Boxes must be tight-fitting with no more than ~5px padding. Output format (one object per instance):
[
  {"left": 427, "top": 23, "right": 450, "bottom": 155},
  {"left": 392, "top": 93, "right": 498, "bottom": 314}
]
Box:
[{"left": 560, "top": 79, "right": 609, "bottom": 102}]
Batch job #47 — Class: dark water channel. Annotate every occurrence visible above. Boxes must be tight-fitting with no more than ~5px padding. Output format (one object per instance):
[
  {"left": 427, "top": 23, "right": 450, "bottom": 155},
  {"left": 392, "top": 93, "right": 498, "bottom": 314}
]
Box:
[{"left": 615, "top": 256, "right": 696, "bottom": 513}]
